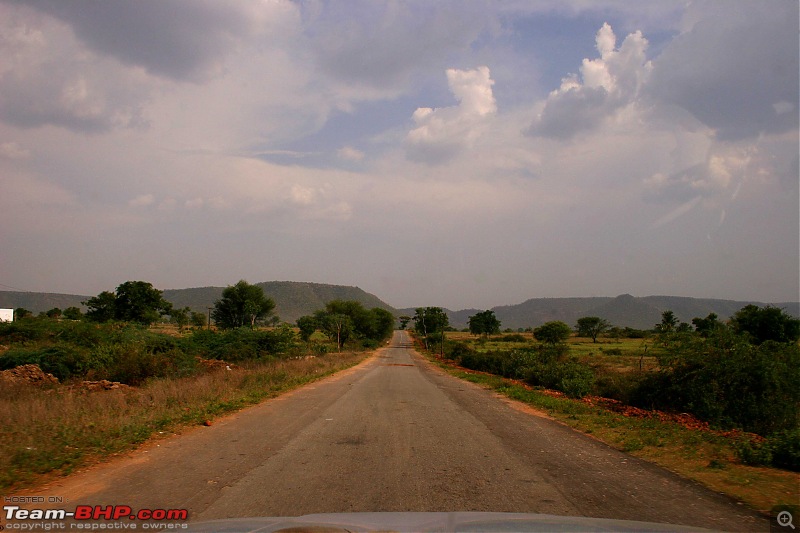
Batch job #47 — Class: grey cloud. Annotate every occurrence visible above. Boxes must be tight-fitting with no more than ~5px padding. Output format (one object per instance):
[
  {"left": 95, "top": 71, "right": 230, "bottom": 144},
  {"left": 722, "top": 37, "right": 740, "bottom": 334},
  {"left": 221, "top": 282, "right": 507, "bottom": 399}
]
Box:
[
  {"left": 642, "top": 163, "right": 710, "bottom": 205},
  {"left": 648, "top": 1, "right": 799, "bottom": 140},
  {"left": 0, "top": 61, "right": 147, "bottom": 133},
  {"left": 307, "top": 1, "right": 488, "bottom": 91},
  {"left": 405, "top": 136, "right": 464, "bottom": 165},
  {"left": 8, "top": 0, "right": 252, "bottom": 81},
  {"left": 527, "top": 85, "right": 609, "bottom": 139}
]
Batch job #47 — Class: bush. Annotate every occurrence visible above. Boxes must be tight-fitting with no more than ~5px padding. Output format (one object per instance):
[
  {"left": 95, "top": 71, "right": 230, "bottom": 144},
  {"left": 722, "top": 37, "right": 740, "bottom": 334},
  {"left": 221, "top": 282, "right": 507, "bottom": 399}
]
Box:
[
  {"left": 593, "top": 369, "right": 646, "bottom": 403},
  {"left": 622, "top": 328, "right": 649, "bottom": 339},
  {"left": 733, "top": 429, "right": 800, "bottom": 472},
  {"left": 0, "top": 320, "right": 55, "bottom": 343},
  {"left": 632, "top": 331, "right": 800, "bottom": 435},
  {"left": 446, "top": 341, "right": 476, "bottom": 362},
  {"left": 0, "top": 345, "right": 91, "bottom": 381},
  {"left": 448, "top": 341, "right": 594, "bottom": 399},
  {"left": 770, "top": 428, "right": 800, "bottom": 471},
  {"left": 361, "top": 339, "right": 379, "bottom": 349},
  {"left": 105, "top": 343, "right": 165, "bottom": 385},
  {"left": 733, "top": 436, "right": 771, "bottom": 467},
  {"left": 447, "top": 342, "right": 535, "bottom": 380},
  {"left": 533, "top": 321, "right": 572, "bottom": 344},
  {"left": 524, "top": 357, "right": 594, "bottom": 398},
  {"left": 495, "top": 334, "right": 528, "bottom": 343},
  {"left": 185, "top": 327, "right": 298, "bottom": 362},
  {"left": 311, "top": 343, "right": 329, "bottom": 355}
]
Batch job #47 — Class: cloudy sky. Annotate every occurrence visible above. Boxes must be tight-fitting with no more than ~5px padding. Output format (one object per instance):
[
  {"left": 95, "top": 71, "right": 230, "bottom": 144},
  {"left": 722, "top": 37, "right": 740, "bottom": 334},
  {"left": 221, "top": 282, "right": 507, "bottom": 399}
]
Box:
[{"left": 0, "top": 0, "right": 797, "bottom": 310}]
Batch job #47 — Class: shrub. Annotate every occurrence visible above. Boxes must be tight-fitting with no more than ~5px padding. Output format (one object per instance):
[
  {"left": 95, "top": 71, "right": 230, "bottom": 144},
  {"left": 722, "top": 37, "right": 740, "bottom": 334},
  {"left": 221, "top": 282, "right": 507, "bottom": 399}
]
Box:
[
  {"left": 0, "top": 320, "right": 53, "bottom": 343},
  {"left": 524, "top": 357, "right": 595, "bottom": 398},
  {"left": 184, "top": 327, "right": 297, "bottom": 362},
  {"left": 311, "top": 343, "right": 329, "bottom": 356},
  {"left": 0, "top": 345, "right": 91, "bottom": 381},
  {"left": 593, "top": 369, "right": 646, "bottom": 403},
  {"left": 495, "top": 334, "right": 528, "bottom": 343},
  {"left": 770, "top": 428, "right": 800, "bottom": 471},
  {"left": 632, "top": 331, "right": 800, "bottom": 435},
  {"left": 446, "top": 341, "right": 476, "bottom": 363},
  {"left": 533, "top": 321, "right": 572, "bottom": 344},
  {"left": 361, "top": 339, "right": 379, "bottom": 349}
]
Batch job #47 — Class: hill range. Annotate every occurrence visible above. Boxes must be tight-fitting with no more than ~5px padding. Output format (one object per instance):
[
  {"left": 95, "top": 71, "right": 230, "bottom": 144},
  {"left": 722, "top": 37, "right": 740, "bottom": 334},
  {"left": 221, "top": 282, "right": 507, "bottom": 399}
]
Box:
[
  {"left": 0, "top": 282, "right": 797, "bottom": 330},
  {"left": 0, "top": 282, "right": 391, "bottom": 326}
]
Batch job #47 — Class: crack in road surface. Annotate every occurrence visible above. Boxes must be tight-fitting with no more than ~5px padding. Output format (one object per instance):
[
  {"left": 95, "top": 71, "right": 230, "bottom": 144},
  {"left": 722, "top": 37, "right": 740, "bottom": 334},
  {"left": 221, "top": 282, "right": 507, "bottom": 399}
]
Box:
[{"left": 25, "top": 331, "right": 767, "bottom": 531}]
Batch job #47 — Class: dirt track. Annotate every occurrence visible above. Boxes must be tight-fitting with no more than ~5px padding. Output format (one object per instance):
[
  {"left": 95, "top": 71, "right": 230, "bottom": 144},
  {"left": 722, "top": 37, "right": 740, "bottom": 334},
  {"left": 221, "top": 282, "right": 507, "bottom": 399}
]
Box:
[{"left": 20, "top": 331, "right": 767, "bottom": 531}]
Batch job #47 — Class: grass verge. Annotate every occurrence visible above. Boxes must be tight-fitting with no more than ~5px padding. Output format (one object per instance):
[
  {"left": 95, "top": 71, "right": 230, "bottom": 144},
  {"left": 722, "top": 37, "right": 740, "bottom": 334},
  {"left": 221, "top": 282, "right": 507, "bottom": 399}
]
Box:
[
  {"left": 0, "top": 352, "right": 367, "bottom": 491},
  {"left": 423, "top": 351, "right": 799, "bottom": 514}
]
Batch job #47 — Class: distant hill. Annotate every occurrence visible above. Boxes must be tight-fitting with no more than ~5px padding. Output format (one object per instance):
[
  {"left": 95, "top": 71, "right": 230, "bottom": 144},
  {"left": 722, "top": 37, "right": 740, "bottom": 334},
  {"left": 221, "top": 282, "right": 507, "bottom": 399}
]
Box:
[
  {"left": 403, "top": 295, "right": 800, "bottom": 330},
  {"left": 2, "top": 286, "right": 796, "bottom": 330},
  {"left": 0, "top": 291, "right": 88, "bottom": 313},
  {"left": 163, "top": 281, "right": 396, "bottom": 324},
  {"left": 0, "top": 281, "right": 396, "bottom": 325}
]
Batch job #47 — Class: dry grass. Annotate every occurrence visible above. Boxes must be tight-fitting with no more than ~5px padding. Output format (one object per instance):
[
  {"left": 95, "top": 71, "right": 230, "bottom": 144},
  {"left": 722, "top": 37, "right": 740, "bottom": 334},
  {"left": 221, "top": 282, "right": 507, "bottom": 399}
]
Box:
[{"left": 0, "top": 352, "right": 366, "bottom": 490}]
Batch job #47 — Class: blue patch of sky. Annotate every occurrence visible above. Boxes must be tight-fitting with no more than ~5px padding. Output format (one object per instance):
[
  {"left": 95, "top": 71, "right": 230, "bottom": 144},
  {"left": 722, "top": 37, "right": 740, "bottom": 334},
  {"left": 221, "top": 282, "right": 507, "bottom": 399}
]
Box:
[
  {"left": 506, "top": 13, "right": 611, "bottom": 91},
  {"left": 253, "top": 82, "right": 453, "bottom": 168}
]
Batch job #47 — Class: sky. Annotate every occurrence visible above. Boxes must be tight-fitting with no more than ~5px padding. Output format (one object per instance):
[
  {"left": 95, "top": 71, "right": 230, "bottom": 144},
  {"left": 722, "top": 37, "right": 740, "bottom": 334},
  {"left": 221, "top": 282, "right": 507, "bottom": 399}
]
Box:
[{"left": 0, "top": 0, "right": 798, "bottom": 310}]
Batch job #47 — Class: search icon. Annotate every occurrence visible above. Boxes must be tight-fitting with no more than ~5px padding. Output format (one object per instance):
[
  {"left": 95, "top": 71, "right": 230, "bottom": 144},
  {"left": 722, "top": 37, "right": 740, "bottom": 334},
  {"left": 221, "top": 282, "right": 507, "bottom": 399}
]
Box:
[{"left": 778, "top": 510, "right": 795, "bottom": 529}]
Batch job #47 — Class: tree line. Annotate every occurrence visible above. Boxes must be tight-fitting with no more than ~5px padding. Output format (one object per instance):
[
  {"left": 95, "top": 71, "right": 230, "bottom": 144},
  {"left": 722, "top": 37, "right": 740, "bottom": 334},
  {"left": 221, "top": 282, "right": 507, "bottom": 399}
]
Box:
[{"left": 1, "top": 279, "right": 397, "bottom": 387}]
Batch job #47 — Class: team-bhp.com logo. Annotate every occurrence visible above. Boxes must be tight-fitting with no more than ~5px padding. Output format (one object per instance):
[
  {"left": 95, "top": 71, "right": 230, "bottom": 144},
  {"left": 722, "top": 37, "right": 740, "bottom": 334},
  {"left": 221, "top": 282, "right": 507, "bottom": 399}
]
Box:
[{"left": 3, "top": 505, "right": 188, "bottom": 530}]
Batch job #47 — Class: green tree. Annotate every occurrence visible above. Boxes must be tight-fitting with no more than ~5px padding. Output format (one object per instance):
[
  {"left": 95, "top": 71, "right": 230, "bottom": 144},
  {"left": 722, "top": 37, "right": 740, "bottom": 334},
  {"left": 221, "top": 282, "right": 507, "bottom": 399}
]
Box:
[
  {"left": 83, "top": 291, "right": 116, "bottom": 322},
  {"left": 171, "top": 307, "right": 191, "bottom": 330},
  {"left": 533, "top": 321, "right": 572, "bottom": 344},
  {"left": 319, "top": 301, "right": 394, "bottom": 342},
  {"left": 575, "top": 316, "right": 611, "bottom": 343},
  {"left": 212, "top": 280, "right": 275, "bottom": 330},
  {"left": 63, "top": 306, "right": 83, "bottom": 320},
  {"left": 325, "top": 300, "right": 370, "bottom": 336},
  {"left": 398, "top": 315, "right": 411, "bottom": 330},
  {"left": 14, "top": 308, "right": 32, "bottom": 320},
  {"left": 655, "top": 310, "right": 678, "bottom": 333},
  {"left": 314, "top": 311, "right": 353, "bottom": 351},
  {"left": 45, "top": 308, "right": 62, "bottom": 319},
  {"left": 468, "top": 310, "right": 501, "bottom": 337},
  {"left": 413, "top": 307, "right": 449, "bottom": 352},
  {"left": 113, "top": 281, "right": 172, "bottom": 325},
  {"left": 296, "top": 315, "right": 317, "bottom": 342},
  {"left": 692, "top": 313, "right": 722, "bottom": 337},
  {"left": 367, "top": 307, "right": 396, "bottom": 341},
  {"left": 730, "top": 305, "right": 800, "bottom": 345},
  {"left": 190, "top": 311, "right": 207, "bottom": 328}
]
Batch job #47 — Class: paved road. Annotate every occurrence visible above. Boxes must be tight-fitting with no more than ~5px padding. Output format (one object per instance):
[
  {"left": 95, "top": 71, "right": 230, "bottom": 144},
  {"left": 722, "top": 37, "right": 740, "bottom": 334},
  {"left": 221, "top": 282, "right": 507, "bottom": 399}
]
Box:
[{"left": 25, "top": 331, "right": 767, "bottom": 530}]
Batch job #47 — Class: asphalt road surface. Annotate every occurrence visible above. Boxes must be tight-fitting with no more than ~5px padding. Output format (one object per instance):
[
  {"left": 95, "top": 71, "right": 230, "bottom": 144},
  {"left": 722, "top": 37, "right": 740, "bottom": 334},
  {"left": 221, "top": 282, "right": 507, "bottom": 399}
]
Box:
[{"left": 24, "top": 331, "right": 768, "bottom": 531}]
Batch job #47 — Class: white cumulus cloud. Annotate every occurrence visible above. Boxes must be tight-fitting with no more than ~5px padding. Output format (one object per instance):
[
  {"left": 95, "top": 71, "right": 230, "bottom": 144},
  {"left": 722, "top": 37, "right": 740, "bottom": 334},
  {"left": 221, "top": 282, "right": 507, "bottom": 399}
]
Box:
[
  {"left": 528, "top": 23, "right": 651, "bottom": 139},
  {"left": 405, "top": 66, "right": 497, "bottom": 164}
]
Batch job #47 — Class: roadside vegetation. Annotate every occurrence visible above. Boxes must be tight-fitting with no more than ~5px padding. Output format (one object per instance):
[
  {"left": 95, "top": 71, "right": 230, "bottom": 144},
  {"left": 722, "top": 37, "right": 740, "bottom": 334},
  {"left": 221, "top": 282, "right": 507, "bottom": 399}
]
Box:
[
  {"left": 0, "top": 280, "right": 393, "bottom": 490},
  {"left": 410, "top": 305, "right": 800, "bottom": 511}
]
